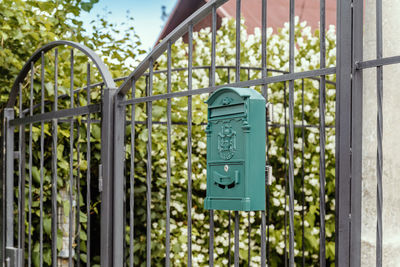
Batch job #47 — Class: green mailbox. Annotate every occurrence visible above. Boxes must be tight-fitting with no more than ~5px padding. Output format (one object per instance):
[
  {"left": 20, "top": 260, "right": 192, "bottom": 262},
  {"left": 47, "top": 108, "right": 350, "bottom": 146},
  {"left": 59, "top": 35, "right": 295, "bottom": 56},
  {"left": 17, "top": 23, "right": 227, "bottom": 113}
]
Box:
[{"left": 204, "top": 87, "right": 266, "bottom": 211}]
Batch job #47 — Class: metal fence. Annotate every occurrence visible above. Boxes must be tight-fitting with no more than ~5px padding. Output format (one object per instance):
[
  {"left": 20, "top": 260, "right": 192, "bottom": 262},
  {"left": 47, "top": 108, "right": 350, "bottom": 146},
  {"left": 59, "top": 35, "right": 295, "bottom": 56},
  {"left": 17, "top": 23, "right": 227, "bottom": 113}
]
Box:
[{"left": 1, "top": 0, "right": 400, "bottom": 266}]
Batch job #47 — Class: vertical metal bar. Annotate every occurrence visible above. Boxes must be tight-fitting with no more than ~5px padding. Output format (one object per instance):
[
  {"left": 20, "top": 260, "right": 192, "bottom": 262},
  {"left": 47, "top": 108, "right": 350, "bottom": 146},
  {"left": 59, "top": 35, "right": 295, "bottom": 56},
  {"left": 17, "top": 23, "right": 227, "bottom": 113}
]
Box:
[
  {"left": 39, "top": 51, "right": 45, "bottom": 267},
  {"left": 28, "top": 62, "right": 34, "bottom": 267},
  {"left": 210, "top": 4, "right": 216, "bottom": 87},
  {"left": 261, "top": 0, "right": 267, "bottom": 98},
  {"left": 209, "top": 6, "right": 216, "bottom": 266},
  {"left": 266, "top": 173, "right": 270, "bottom": 267},
  {"left": 129, "top": 82, "right": 136, "bottom": 267},
  {"left": 5, "top": 108, "right": 14, "bottom": 250},
  {"left": 76, "top": 117, "right": 80, "bottom": 267},
  {"left": 209, "top": 210, "right": 214, "bottom": 267},
  {"left": 86, "top": 63, "right": 91, "bottom": 267},
  {"left": 351, "top": 0, "right": 363, "bottom": 265},
  {"left": 376, "top": 0, "right": 383, "bottom": 265},
  {"left": 17, "top": 83, "right": 21, "bottom": 257},
  {"left": 18, "top": 81, "right": 26, "bottom": 266},
  {"left": 319, "top": 1, "right": 327, "bottom": 265},
  {"left": 228, "top": 211, "right": 231, "bottom": 266},
  {"left": 234, "top": 211, "right": 239, "bottom": 267},
  {"left": 261, "top": 1, "right": 268, "bottom": 265},
  {"left": 288, "top": 0, "right": 295, "bottom": 265},
  {"left": 284, "top": 82, "right": 288, "bottom": 267},
  {"left": 113, "top": 92, "right": 125, "bottom": 267},
  {"left": 247, "top": 212, "right": 250, "bottom": 267},
  {"left": 301, "top": 79, "right": 305, "bottom": 267},
  {"left": 165, "top": 41, "right": 172, "bottom": 267},
  {"left": 69, "top": 49, "right": 74, "bottom": 267},
  {"left": 261, "top": 210, "right": 266, "bottom": 267},
  {"left": 51, "top": 48, "right": 59, "bottom": 267},
  {"left": 234, "top": 2, "right": 241, "bottom": 265},
  {"left": 146, "top": 59, "right": 154, "bottom": 267},
  {"left": 336, "top": 0, "right": 353, "bottom": 265},
  {"left": 235, "top": 0, "right": 241, "bottom": 83},
  {"left": 187, "top": 23, "right": 193, "bottom": 267}
]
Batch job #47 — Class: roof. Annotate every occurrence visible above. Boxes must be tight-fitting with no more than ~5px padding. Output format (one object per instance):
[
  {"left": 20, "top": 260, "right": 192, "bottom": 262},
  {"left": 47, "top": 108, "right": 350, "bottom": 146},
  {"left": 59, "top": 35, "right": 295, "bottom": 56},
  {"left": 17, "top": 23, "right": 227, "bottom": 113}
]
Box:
[
  {"left": 156, "top": 0, "right": 336, "bottom": 45},
  {"left": 213, "top": 0, "right": 336, "bottom": 33}
]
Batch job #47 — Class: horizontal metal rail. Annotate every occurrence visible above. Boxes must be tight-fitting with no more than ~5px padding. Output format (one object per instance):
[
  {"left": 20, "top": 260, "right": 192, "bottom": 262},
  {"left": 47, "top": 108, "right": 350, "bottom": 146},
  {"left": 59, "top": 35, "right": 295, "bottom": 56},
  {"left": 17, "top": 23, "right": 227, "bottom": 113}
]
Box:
[
  {"left": 9, "top": 104, "right": 100, "bottom": 126},
  {"left": 355, "top": 55, "right": 400, "bottom": 69},
  {"left": 121, "top": 67, "right": 336, "bottom": 106}
]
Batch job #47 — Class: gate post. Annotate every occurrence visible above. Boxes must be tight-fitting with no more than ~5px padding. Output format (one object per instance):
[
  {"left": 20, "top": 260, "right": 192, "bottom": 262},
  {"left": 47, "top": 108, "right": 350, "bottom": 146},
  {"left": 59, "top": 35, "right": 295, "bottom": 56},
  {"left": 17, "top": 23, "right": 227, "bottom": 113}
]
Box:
[
  {"left": 336, "top": 0, "right": 363, "bottom": 266},
  {"left": 113, "top": 93, "right": 126, "bottom": 267},
  {"left": 101, "top": 87, "right": 117, "bottom": 266}
]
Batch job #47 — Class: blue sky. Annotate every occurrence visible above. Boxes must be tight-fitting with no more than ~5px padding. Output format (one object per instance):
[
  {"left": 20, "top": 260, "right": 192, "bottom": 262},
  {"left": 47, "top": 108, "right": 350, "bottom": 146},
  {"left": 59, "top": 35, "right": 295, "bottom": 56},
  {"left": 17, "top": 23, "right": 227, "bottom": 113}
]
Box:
[{"left": 79, "top": 0, "right": 178, "bottom": 52}]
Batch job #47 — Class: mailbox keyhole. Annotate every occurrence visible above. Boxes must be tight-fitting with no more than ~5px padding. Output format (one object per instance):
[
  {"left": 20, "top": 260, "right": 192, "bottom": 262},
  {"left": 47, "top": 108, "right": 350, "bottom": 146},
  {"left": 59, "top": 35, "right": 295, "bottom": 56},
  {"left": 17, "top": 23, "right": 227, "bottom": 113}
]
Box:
[{"left": 224, "top": 165, "right": 229, "bottom": 172}]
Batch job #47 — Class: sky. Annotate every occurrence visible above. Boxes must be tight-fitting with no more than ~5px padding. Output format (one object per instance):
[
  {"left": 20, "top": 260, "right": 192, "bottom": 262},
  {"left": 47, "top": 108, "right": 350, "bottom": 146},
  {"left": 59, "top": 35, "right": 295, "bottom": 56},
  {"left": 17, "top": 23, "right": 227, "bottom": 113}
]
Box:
[{"left": 79, "top": 0, "right": 178, "bottom": 52}]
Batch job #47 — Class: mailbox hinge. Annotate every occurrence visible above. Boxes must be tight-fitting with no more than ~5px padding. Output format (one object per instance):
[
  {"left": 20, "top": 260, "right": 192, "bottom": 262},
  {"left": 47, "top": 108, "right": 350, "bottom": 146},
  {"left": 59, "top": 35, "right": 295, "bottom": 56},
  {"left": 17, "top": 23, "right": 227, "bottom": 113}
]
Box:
[{"left": 265, "top": 165, "right": 273, "bottom": 185}]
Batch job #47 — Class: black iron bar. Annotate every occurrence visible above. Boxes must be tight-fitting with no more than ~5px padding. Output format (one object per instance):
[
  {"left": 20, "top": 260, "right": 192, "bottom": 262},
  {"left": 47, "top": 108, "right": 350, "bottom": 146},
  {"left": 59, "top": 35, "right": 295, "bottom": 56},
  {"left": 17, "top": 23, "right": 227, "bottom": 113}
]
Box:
[
  {"left": 17, "top": 83, "right": 23, "bottom": 262},
  {"left": 234, "top": 2, "right": 241, "bottom": 264},
  {"left": 301, "top": 79, "right": 305, "bottom": 267},
  {"left": 234, "top": 211, "right": 239, "bottom": 267},
  {"left": 146, "top": 59, "right": 154, "bottom": 267},
  {"left": 376, "top": 0, "right": 383, "bottom": 265},
  {"left": 319, "top": 0, "right": 327, "bottom": 265},
  {"left": 19, "top": 80, "right": 27, "bottom": 264},
  {"left": 39, "top": 51, "right": 45, "bottom": 267},
  {"left": 209, "top": 210, "right": 214, "bottom": 267},
  {"left": 235, "top": 0, "right": 241, "bottom": 82},
  {"left": 187, "top": 22, "right": 193, "bottom": 267},
  {"left": 69, "top": 48, "right": 74, "bottom": 267},
  {"left": 28, "top": 61, "right": 34, "bottom": 267},
  {"left": 261, "top": 0, "right": 268, "bottom": 264},
  {"left": 248, "top": 212, "right": 251, "bottom": 267},
  {"left": 51, "top": 48, "right": 59, "bottom": 267},
  {"left": 210, "top": 5, "right": 216, "bottom": 87},
  {"left": 288, "top": 0, "right": 295, "bottom": 265},
  {"left": 228, "top": 211, "right": 231, "bottom": 266},
  {"left": 86, "top": 63, "right": 91, "bottom": 267},
  {"left": 284, "top": 81, "right": 288, "bottom": 267},
  {"left": 209, "top": 4, "right": 217, "bottom": 267},
  {"left": 165, "top": 41, "right": 172, "bottom": 267},
  {"left": 76, "top": 118, "right": 81, "bottom": 267},
  {"left": 129, "top": 82, "right": 136, "bottom": 267}
]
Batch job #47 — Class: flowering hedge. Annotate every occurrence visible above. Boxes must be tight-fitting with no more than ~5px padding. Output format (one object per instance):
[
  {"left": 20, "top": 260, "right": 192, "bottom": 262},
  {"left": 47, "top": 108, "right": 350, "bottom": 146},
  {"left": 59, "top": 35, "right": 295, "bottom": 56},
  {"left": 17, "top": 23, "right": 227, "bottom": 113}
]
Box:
[{"left": 127, "top": 17, "right": 337, "bottom": 266}]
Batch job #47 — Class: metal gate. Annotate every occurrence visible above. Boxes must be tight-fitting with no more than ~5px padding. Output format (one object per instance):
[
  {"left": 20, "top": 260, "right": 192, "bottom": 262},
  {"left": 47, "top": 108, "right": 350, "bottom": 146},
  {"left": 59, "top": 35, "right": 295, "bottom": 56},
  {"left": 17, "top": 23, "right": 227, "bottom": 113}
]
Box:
[{"left": 1, "top": 0, "right": 399, "bottom": 266}]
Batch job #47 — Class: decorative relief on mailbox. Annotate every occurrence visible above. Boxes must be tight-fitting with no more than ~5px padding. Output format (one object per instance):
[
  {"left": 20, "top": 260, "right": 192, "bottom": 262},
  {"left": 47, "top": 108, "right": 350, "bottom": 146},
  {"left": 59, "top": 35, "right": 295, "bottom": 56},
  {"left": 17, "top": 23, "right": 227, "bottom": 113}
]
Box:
[
  {"left": 217, "top": 123, "right": 237, "bottom": 160},
  {"left": 221, "top": 96, "right": 233, "bottom": 105}
]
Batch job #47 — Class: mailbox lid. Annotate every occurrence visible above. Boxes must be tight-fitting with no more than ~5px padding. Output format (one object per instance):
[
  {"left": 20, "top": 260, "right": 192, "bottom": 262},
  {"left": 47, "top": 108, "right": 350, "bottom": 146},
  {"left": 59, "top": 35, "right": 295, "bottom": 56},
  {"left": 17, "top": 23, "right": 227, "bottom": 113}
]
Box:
[{"left": 206, "top": 87, "right": 265, "bottom": 107}]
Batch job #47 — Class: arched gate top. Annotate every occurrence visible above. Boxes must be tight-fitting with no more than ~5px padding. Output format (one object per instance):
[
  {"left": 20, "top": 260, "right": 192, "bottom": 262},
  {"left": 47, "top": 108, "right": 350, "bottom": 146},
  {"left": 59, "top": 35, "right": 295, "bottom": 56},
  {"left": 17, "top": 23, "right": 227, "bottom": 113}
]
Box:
[{"left": 6, "top": 40, "right": 116, "bottom": 108}]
